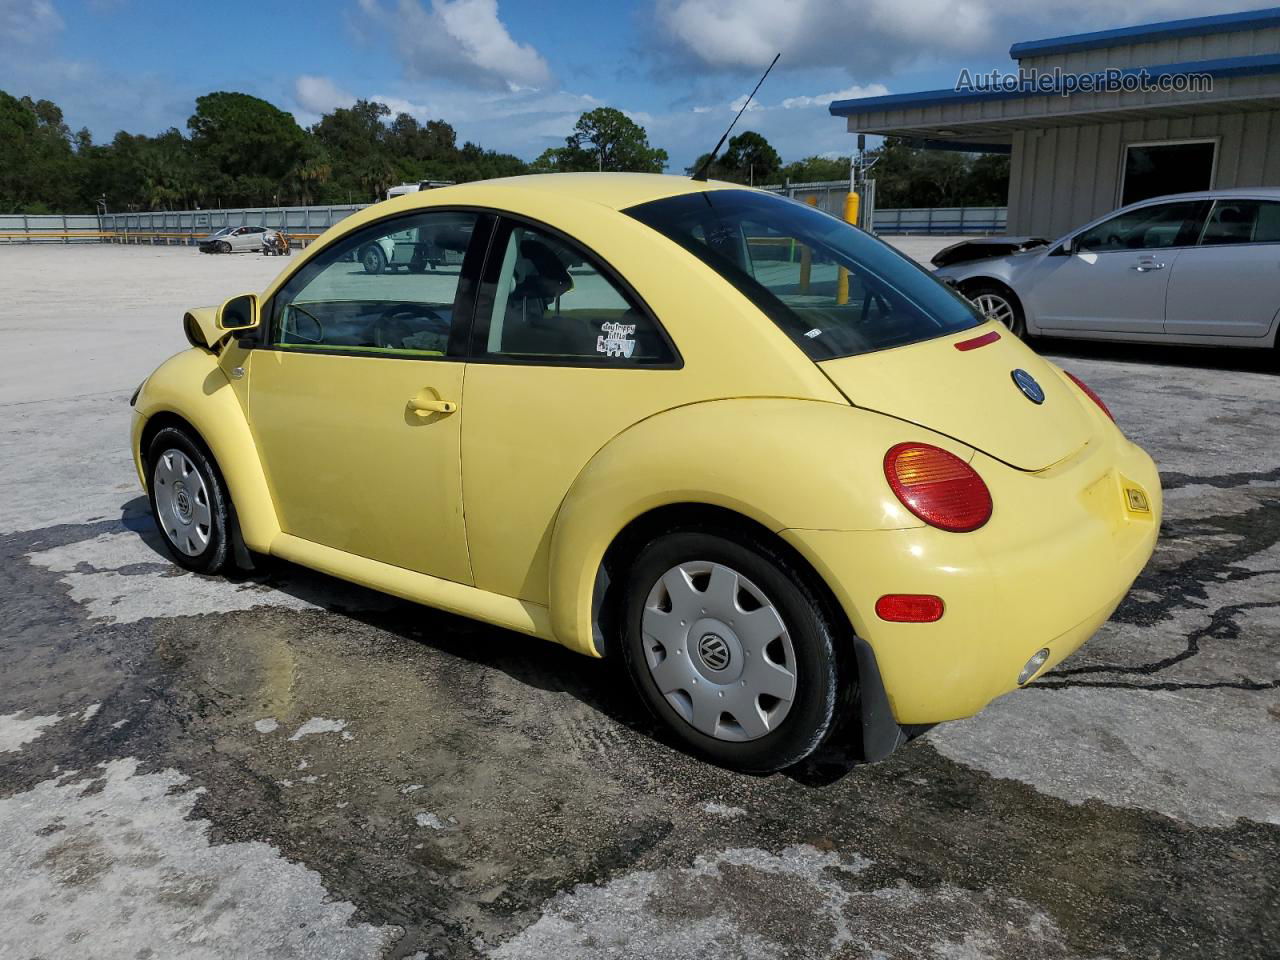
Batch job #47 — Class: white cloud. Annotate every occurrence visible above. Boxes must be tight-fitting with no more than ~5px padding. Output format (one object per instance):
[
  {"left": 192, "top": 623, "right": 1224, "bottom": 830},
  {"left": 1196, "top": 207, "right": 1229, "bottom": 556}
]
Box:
[
  {"left": 294, "top": 74, "right": 356, "bottom": 116},
  {"left": 285, "top": 81, "right": 603, "bottom": 157},
  {"left": 358, "top": 0, "right": 552, "bottom": 90},
  {"left": 647, "top": 85, "right": 873, "bottom": 172},
  {"left": 781, "top": 83, "right": 888, "bottom": 109},
  {"left": 0, "top": 0, "right": 63, "bottom": 46},
  {"left": 655, "top": 0, "right": 991, "bottom": 75},
  {"left": 653, "top": 0, "right": 1275, "bottom": 77}
]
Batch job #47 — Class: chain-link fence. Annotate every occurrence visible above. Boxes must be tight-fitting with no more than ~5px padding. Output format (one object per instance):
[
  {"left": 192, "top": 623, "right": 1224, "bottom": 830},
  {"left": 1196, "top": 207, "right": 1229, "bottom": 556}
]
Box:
[{"left": 761, "top": 180, "right": 1004, "bottom": 234}]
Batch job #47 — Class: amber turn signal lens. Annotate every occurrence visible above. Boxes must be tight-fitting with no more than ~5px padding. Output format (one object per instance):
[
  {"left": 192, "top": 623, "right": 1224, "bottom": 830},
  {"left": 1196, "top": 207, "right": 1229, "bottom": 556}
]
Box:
[{"left": 875, "top": 594, "right": 945, "bottom": 623}]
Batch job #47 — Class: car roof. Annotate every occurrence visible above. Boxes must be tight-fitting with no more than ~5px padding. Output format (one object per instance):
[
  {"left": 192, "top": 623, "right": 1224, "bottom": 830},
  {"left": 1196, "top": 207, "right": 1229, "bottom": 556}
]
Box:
[
  {"left": 1133, "top": 186, "right": 1280, "bottom": 203},
  {"left": 394, "top": 173, "right": 741, "bottom": 213}
]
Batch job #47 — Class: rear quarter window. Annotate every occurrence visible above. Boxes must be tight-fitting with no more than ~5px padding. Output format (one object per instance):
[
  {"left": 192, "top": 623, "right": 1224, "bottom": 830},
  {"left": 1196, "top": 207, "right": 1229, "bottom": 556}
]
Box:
[{"left": 625, "top": 189, "right": 980, "bottom": 360}]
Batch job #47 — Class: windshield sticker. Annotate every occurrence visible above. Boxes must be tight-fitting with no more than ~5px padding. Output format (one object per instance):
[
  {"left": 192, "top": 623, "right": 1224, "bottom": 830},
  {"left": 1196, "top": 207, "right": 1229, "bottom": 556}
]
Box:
[
  {"left": 597, "top": 322, "right": 637, "bottom": 358},
  {"left": 804, "top": 328, "right": 822, "bottom": 338}
]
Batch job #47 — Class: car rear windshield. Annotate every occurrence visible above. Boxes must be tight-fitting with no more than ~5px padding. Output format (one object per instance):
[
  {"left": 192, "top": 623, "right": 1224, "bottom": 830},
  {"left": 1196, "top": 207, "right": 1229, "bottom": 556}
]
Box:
[{"left": 624, "top": 189, "right": 981, "bottom": 361}]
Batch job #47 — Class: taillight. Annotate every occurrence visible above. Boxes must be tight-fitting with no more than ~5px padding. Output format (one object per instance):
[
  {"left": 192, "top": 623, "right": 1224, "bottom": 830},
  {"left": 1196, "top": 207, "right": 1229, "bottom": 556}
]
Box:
[
  {"left": 884, "top": 443, "right": 992, "bottom": 533},
  {"left": 876, "top": 594, "right": 945, "bottom": 623},
  {"left": 1064, "top": 371, "right": 1113, "bottom": 421}
]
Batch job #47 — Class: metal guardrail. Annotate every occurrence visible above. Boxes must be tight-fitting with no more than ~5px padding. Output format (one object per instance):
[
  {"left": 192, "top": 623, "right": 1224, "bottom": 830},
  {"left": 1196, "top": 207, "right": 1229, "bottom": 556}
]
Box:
[
  {"left": 0, "top": 205, "right": 367, "bottom": 247},
  {"left": 760, "top": 181, "right": 1005, "bottom": 235},
  {"left": 873, "top": 206, "right": 1007, "bottom": 235},
  {"left": 0, "top": 200, "right": 1010, "bottom": 244}
]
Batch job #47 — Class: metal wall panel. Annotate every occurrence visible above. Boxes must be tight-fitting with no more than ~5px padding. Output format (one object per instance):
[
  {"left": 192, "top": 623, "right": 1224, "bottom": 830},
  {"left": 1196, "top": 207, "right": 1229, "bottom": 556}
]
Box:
[{"left": 1008, "top": 107, "right": 1280, "bottom": 236}]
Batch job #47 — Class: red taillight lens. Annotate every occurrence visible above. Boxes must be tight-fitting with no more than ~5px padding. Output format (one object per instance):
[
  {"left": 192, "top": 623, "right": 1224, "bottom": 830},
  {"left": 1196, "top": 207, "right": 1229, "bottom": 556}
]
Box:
[
  {"left": 884, "top": 443, "right": 993, "bottom": 533},
  {"left": 876, "top": 594, "right": 945, "bottom": 623},
  {"left": 1064, "top": 371, "right": 1113, "bottom": 421}
]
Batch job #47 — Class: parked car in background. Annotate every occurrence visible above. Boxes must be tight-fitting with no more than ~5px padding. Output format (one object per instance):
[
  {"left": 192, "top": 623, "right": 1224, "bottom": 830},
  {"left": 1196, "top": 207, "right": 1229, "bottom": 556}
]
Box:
[
  {"left": 198, "top": 225, "right": 276, "bottom": 254},
  {"left": 357, "top": 221, "right": 465, "bottom": 274},
  {"left": 933, "top": 188, "right": 1280, "bottom": 351},
  {"left": 130, "top": 174, "right": 1160, "bottom": 773}
]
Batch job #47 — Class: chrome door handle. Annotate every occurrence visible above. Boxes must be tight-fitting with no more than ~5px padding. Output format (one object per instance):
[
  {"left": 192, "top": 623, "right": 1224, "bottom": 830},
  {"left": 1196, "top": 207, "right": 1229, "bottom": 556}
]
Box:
[
  {"left": 1132, "top": 262, "right": 1165, "bottom": 272},
  {"left": 408, "top": 397, "right": 457, "bottom": 415}
]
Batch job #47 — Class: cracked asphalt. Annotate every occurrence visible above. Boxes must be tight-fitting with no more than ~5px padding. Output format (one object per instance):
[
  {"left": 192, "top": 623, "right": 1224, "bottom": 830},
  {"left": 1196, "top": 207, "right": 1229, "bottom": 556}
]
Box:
[{"left": 1, "top": 244, "right": 1277, "bottom": 959}]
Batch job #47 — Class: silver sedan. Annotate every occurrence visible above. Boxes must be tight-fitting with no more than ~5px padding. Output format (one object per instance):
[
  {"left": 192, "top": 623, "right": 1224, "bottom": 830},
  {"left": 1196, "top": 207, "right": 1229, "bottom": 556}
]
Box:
[
  {"left": 932, "top": 188, "right": 1280, "bottom": 351},
  {"left": 198, "top": 225, "right": 276, "bottom": 254}
]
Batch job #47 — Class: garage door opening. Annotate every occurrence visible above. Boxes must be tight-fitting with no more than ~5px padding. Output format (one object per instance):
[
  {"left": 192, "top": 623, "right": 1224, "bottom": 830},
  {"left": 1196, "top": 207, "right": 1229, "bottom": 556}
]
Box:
[{"left": 1120, "top": 139, "right": 1217, "bottom": 206}]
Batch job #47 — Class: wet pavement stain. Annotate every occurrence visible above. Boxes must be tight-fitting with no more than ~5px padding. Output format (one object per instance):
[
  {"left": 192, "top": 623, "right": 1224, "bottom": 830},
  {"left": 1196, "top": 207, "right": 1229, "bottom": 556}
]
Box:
[
  {"left": 2, "top": 486, "right": 1278, "bottom": 959},
  {"left": 1042, "top": 479, "right": 1280, "bottom": 693}
]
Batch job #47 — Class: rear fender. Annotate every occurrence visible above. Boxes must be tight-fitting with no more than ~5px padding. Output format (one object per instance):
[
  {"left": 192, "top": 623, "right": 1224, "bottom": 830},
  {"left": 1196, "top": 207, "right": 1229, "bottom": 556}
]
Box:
[
  {"left": 546, "top": 398, "right": 960, "bottom": 657},
  {"left": 133, "top": 348, "right": 280, "bottom": 551}
]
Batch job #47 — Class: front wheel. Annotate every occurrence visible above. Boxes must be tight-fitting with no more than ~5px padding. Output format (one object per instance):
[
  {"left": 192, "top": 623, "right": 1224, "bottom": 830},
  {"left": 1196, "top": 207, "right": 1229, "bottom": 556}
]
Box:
[
  {"left": 361, "top": 245, "right": 386, "bottom": 275},
  {"left": 216, "top": 241, "right": 231, "bottom": 254},
  {"left": 967, "top": 283, "right": 1026, "bottom": 338},
  {"left": 620, "top": 530, "right": 847, "bottom": 772},
  {"left": 147, "top": 426, "right": 231, "bottom": 574}
]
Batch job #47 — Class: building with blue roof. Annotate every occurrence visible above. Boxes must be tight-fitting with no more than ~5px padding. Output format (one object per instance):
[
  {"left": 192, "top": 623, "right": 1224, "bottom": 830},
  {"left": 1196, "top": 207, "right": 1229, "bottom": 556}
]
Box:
[{"left": 831, "top": 8, "right": 1280, "bottom": 237}]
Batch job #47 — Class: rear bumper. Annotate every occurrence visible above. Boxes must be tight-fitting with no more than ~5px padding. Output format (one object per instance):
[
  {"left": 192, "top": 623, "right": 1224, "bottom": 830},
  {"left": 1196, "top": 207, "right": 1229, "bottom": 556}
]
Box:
[{"left": 783, "top": 433, "right": 1160, "bottom": 726}]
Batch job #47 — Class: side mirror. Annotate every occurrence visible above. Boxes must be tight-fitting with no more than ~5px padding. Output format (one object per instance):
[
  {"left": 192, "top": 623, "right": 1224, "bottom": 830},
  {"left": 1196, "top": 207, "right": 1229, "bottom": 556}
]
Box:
[{"left": 216, "top": 292, "right": 260, "bottom": 332}]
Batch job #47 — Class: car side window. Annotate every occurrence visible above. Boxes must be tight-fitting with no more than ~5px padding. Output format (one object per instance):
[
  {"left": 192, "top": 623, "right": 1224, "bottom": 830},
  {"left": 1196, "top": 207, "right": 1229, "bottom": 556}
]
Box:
[
  {"left": 1199, "top": 200, "right": 1280, "bottom": 246},
  {"left": 1076, "top": 201, "right": 1210, "bottom": 252},
  {"left": 475, "top": 222, "right": 674, "bottom": 365},
  {"left": 270, "top": 211, "right": 481, "bottom": 358}
]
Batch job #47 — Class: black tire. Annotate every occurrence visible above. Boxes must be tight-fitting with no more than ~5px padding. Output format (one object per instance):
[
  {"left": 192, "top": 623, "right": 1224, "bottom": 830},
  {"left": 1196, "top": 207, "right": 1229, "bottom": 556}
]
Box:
[
  {"left": 146, "top": 426, "right": 231, "bottom": 574},
  {"left": 966, "top": 281, "right": 1027, "bottom": 339},
  {"left": 620, "top": 529, "right": 848, "bottom": 773},
  {"left": 217, "top": 241, "right": 231, "bottom": 254},
  {"left": 361, "top": 245, "right": 386, "bottom": 275}
]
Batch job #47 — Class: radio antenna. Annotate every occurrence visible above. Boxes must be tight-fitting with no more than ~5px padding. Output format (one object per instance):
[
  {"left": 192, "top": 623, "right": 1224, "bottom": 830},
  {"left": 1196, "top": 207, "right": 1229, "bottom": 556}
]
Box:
[{"left": 691, "top": 53, "right": 780, "bottom": 182}]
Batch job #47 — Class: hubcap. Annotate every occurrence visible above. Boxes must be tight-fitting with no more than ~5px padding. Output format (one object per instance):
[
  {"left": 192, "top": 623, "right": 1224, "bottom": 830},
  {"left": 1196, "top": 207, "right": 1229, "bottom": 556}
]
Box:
[
  {"left": 972, "top": 293, "right": 1016, "bottom": 330},
  {"left": 641, "top": 561, "right": 797, "bottom": 742},
  {"left": 153, "top": 448, "right": 212, "bottom": 557}
]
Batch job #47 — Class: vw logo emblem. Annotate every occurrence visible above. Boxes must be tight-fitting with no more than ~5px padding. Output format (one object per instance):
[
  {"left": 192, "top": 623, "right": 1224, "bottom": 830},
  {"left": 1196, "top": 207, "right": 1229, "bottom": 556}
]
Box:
[
  {"left": 1011, "top": 368, "right": 1045, "bottom": 405},
  {"left": 698, "top": 633, "right": 731, "bottom": 671}
]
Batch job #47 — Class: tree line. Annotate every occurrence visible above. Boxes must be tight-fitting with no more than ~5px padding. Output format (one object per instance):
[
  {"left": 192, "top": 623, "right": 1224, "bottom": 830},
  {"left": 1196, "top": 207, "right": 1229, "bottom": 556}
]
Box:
[{"left": 0, "top": 88, "right": 1007, "bottom": 214}]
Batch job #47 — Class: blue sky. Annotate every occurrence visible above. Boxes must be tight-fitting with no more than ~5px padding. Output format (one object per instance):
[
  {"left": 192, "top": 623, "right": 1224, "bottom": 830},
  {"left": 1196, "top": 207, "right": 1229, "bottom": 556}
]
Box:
[{"left": 1, "top": 0, "right": 1272, "bottom": 170}]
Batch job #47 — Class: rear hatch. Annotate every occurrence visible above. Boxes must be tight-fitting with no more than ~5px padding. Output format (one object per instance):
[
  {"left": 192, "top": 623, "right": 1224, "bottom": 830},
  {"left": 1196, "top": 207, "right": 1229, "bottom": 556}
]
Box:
[{"left": 818, "top": 324, "right": 1094, "bottom": 471}]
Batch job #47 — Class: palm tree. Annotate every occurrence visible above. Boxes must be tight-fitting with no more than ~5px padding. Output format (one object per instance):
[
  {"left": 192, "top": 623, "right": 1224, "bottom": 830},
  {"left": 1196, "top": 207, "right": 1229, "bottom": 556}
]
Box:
[
  {"left": 358, "top": 155, "right": 396, "bottom": 202},
  {"left": 282, "top": 155, "right": 332, "bottom": 206}
]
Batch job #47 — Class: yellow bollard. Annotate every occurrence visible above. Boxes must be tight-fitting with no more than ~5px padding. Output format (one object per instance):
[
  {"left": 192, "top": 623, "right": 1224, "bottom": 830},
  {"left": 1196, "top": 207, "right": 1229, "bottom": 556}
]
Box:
[
  {"left": 798, "top": 195, "right": 817, "bottom": 294},
  {"left": 845, "top": 190, "right": 860, "bottom": 228},
  {"left": 836, "top": 191, "right": 860, "bottom": 305}
]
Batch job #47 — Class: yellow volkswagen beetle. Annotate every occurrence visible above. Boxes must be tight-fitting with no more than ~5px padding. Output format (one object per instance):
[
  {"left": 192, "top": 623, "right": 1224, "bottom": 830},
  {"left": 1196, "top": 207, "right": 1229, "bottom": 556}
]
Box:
[{"left": 130, "top": 174, "right": 1160, "bottom": 771}]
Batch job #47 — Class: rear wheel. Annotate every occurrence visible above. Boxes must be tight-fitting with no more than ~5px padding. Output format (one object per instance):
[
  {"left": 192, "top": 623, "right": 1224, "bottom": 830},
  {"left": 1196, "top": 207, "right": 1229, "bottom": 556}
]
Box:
[
  {"left": 147, "top": 426, "right": 231, "bottom": 574},
  {"left": 967, "top": 282, "right": 1026, "bottom": 338},
  {"left": 361, "top": 245, "right": 386, "bottom": 275},
  {"left": 620, "top": 530, "right": 846, "bottom": 772}
]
